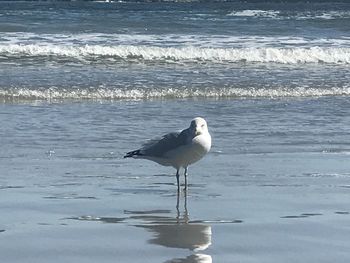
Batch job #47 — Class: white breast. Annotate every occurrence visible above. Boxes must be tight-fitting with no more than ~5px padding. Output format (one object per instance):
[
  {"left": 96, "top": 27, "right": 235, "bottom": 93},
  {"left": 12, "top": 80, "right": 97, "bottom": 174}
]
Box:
[{"left": 165, "top": 132, "right": 211, "bottom": 169}]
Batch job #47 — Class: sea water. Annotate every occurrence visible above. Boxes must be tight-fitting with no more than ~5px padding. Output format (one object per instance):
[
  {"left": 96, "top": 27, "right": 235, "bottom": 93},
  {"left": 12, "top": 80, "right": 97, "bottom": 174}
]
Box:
[
  {"left": 1, "top": 1, "right": 350, "bottom": 263},
  {"left": 0, "top": 0, "right": 350, "bottom": 100}
]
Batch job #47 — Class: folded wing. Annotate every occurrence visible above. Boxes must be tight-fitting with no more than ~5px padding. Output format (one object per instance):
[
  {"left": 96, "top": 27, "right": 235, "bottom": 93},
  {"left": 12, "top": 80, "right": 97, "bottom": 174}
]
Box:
[{"left": 124, "top": 129, "right": 191, "bottom": 158}]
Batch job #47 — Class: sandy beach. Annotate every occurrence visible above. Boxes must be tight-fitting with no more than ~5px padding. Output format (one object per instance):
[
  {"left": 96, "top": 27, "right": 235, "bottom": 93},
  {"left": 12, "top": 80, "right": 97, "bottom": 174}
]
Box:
[{"left": 1, "top": 98, "right": 350, "bottom": 262}]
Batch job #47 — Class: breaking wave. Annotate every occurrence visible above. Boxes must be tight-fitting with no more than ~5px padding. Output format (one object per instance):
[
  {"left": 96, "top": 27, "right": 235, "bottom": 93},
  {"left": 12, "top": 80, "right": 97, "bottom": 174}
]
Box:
[
  {"left": 227, "top": 9, "right": 350, "bottom": 20},
  {"left": 0, "top": 44, "right": 350, "bottom": 64},
  {"left": 228, "top": 10, "right": 280, "bottom": 18},
  {"left": 2, "top": 86, "right": 350, "bottom": 101}
]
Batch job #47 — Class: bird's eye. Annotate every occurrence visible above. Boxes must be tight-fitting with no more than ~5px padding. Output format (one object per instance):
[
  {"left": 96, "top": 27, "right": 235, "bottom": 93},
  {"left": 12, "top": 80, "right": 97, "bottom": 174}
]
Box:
[{"left": 201, "top": 124, "right": 205, "bottom": 127}]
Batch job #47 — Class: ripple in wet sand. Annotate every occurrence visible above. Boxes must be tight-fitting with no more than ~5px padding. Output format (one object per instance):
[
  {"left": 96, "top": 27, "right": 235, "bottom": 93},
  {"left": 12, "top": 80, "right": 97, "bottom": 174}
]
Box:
[
  {"left": 281, "top": 213, "right": 323, "bottom": 219},
  {"left": 44, "top": 195, "right": 97, "bottom": 200},
  {"left": 335, "top": 211, "right": 350, "bottom": 215},
  {"left": 68, "top": 215, "right": 125, "bottom": 224},
  {"left": 0, "top": 185, "right": 25, "bottom": 190}
]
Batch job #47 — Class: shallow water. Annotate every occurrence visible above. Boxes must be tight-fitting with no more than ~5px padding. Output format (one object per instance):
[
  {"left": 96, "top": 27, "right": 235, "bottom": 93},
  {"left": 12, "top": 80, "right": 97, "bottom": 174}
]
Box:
[
  {"left": 1, "top": 0, "right": 350, "bottom": 261},
  {"left": 1, "top": 97, "right": 350, "bottom": 262}
]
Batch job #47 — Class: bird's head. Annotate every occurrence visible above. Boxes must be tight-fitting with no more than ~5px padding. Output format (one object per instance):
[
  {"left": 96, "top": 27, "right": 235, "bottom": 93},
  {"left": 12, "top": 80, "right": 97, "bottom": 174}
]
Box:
[{"left": 190, "top": 117, "right": 209, "bottom": 136}]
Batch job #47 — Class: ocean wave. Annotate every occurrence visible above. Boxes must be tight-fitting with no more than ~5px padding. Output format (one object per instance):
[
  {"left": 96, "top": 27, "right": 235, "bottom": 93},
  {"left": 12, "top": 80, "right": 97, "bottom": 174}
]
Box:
[
  {"left": 228, "top": 10, "right": 280, "bottom": 18},
  {"left": 1, "top": 86, "right": 350, "bottom": 101},
  {"left": 1, "top": 44, "right": 349, "bottom": 64},
  {"left": 227, "top": 9, "right": 350, "bottom": 20},
  {"left": 3, "top": 33, "right": 349, "bottom": 49},
  {"left": 296, "top": 11, "right": 350, "bottom": 20}
]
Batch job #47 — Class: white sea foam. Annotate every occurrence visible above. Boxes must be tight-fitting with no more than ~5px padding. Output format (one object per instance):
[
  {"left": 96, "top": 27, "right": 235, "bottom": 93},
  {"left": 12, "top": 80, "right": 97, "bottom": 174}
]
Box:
[
  {"left": 1, "top": 86, "right": 350, "bottom": 101},
  {"left": 1, "top": 44, "right": 350, "bottom": 64},
  {"left": 227, "top": 10, "right": 350, "bottom": 20},
  {"left": 2, "top": 32, "right": 349, "bottom": 49},
  {"left": 228, "top": 10, "right": 280, "bottom": 18},
  {"left": 296, "top": 11, "right": 350, "bottom": 20}
]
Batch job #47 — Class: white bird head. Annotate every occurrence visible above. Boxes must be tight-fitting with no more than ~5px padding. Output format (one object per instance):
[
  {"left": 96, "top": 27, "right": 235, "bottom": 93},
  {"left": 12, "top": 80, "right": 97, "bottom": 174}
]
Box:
[{"left": 190, "top": 117, "right": 209, "bottom": 136}]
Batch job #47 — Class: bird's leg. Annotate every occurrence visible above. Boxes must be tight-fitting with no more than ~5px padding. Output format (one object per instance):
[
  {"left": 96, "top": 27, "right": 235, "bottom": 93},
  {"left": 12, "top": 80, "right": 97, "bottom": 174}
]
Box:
[
  {"left": 176, "top": 169, "right": 180, "bottom": 193},
  {"left": 184, "top": 167, "right": 188, "bottom": 191},
  {"left": 176, "top": 190, "right": 180, "bottom": 220}
]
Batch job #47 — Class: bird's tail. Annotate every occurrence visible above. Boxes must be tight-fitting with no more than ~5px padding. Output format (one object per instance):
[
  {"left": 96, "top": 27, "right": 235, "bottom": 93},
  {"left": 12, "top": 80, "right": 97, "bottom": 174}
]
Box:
[{"left": 124, "top": 149, "right": 142, "bottom": 158}]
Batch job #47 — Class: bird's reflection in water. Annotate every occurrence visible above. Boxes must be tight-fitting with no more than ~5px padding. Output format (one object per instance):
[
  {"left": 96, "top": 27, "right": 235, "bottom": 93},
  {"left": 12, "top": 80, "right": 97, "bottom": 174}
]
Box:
[
  {"left": 132, "top": 192, "right": 212, "bottom": 263},
  {"left": 138, "top": 193, "right": 211, "bottom": 251},
  {"left": 164, "top": 253, "right": 212, "bottom": 263},
  {"left": 69, "top": 193, "right": 212, "bottom": 262}
]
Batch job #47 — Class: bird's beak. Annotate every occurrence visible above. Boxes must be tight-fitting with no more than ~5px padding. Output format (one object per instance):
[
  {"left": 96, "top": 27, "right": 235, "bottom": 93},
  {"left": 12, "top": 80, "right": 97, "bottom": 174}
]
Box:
[{"left": 195, "top": 128, "right": 201, "bottom": 136}]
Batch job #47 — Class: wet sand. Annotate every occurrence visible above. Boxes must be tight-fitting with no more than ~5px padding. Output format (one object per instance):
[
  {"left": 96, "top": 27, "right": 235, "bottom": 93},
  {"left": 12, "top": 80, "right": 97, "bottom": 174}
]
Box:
[{"left": 1, "top": 98, "right": 350, "bottom": 262}]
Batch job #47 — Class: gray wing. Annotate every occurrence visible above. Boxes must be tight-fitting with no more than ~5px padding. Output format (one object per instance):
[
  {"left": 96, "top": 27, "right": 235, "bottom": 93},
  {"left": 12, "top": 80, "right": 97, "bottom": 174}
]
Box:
[{"left": 141, "top": 129, "right": 191, "bottom": 158}]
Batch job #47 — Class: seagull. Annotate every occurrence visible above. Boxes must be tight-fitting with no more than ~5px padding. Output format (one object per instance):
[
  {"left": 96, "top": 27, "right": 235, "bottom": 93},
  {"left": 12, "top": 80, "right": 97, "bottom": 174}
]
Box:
[{"left": 124, "top": 117, "right": 211, "bottom": 192}]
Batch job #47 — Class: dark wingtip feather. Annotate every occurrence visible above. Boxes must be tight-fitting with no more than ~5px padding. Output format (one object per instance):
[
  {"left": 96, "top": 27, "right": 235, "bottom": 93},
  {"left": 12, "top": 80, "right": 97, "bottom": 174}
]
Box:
[{"left": 124, "top": 149, "right": 141, "bottom": 158}]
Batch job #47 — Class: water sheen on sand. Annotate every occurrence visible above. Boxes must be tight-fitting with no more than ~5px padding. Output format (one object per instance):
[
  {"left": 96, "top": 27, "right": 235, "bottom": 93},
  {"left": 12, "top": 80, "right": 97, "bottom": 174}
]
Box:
[{"left": 1, "top": 98, "right": 350, "bottom": 262}]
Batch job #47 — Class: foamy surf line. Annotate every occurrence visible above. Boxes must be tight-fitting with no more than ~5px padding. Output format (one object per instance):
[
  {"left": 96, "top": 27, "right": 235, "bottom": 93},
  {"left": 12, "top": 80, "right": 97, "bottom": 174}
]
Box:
[
  {"left": 1, "top": 87, "right": 350, "bottom": 101},
  {"left": 1, "top": 44, "right": 350, "bottom": 64},
  {"left": 227, "top": 9, "right": 350, "bottom": 20}
]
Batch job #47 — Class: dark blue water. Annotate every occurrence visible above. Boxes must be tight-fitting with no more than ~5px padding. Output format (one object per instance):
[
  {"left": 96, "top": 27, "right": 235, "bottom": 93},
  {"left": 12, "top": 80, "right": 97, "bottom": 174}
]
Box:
[{"left": 0, "top": 0, "right": 349, "bottom": 100}]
